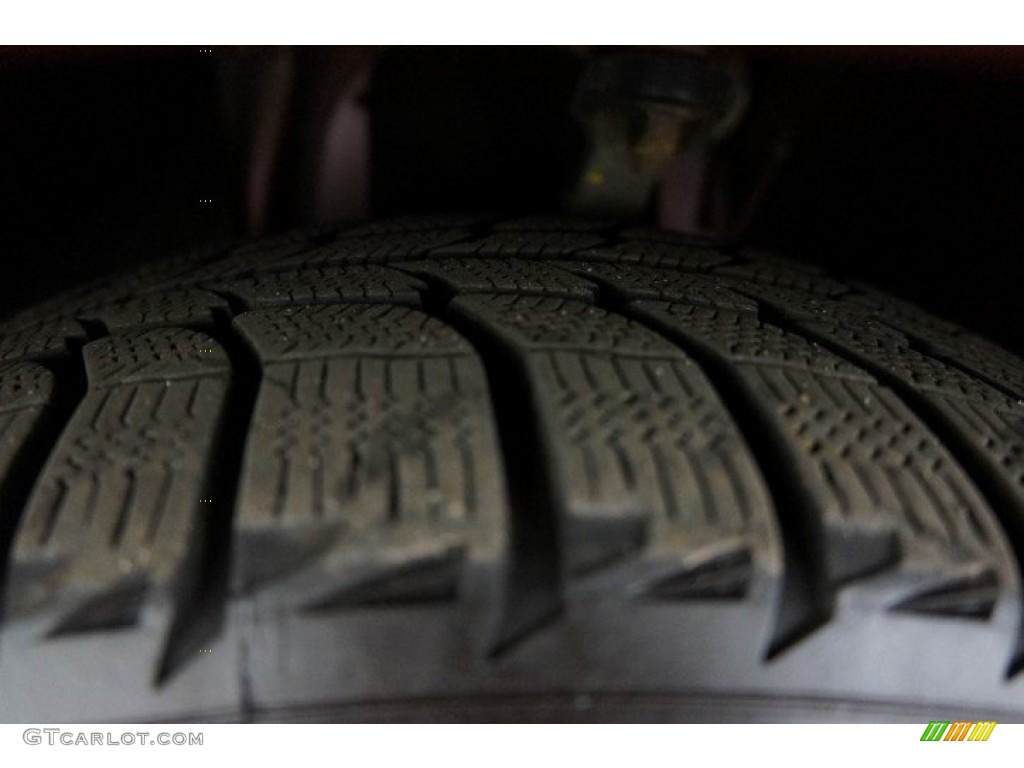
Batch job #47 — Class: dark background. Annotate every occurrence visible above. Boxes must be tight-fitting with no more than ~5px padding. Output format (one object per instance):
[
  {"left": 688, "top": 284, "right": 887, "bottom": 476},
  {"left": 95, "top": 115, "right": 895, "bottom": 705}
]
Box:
[{"left": 0, "top": 46, "right": 1021, "bottom": 353}]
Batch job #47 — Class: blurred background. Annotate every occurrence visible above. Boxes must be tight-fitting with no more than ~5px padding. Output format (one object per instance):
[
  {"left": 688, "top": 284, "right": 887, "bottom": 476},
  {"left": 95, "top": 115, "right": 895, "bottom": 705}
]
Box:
[{"left": 0, "top": 45, "right": 1022, "bottom": 352}]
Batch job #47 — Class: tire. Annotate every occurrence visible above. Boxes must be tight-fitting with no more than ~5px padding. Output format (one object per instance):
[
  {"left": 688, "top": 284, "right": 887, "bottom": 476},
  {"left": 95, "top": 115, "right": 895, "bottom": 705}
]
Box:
[{"left": 1, "top": 214, "right": 1023, "bottom": 723}]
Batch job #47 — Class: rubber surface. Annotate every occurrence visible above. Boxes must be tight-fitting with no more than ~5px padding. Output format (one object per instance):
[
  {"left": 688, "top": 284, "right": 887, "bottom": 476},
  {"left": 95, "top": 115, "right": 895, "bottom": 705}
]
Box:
[{"left": 1, "top": 215, "right": 1024, "bottom": 722}]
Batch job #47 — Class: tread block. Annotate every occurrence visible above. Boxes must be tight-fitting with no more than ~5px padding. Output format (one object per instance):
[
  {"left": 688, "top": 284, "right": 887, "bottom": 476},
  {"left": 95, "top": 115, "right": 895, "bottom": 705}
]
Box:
[
  {"left": 395, "top": 258, "right": 597, "bottom": 299},
  {"left": 0, "top": 361, "right": 56, "bottom": 412},
  {"left": 812, "top": 327, "right": 1008, "bottom": 403},
  {"left": 136, "top": 231, "right": 333, "bottom": 292},
  {"left": 727, "top": 283, "right": 1014, "bottom": 401},
  {"left": 1, "top": 328, "right": 234, "bottom": 706},
  {"left": 741, "top": 287, "right": 1024, "bottom": 502},
  {"left": 0, "top": 362, "right": 58, "bottom": 554},
  {"left": 846, "top": 287, "right": 961, "bottom": 331},
  {"left": 145, "top": 246, "right": 318, "bottom": 290},
  {"left": 234, "top": 303, "right": 471, "bottom": 361},
  {"left": 910, "top": 331, "right": 1024, "bottom": 401},
  {"left": 638, "top": 301, "right": 872, "bottom": 379},
  {"left": 629, "top": 296, "right": 1017, "bottom": 607},
  {"left": 0, "top": 318, "right": 86, "bottom": 362},
  {"left": 714, "top": 258, "right": 849, "bottom": 297},
  {"left": 340, "top": 214, "right": 490, "bottom": 237},
  {"left": 945, "top": 399, "right": 1024, "bottom": 489},
  {"left": 559, "top": 261, "right": 758, "bottom": 310},
  {"left": 618, "top": 226, "right": 724, "bottom": 249},
  {"left": 75, "top": 289, "right": 228, "bottom": 333},
  {"left": 449, "top": 294, "right": 781, "bottom": 609},
  {"left": 231, "top": 303, "right": 506, "bottom": 605},
  {"left": 846, "top": 289, "right": 1024, "bottom": 401},
  {"left": 268, "top": 230, "right": 475, "bottom": 270},
  {"left": 84, "top": 327, "right": 231, "bottom": 386},
  {"left": 4, "top": 247, "right": 228, "bottom": 328},
  {"left": 209, "top": 265, "right": 426, "bottom": 309},
  {"left": 145, "top": 228, "right": 443, "bottom": 291},
  {"left": 575, "top": 241, "right": 732, "bottom": 270},
  {"left": 430, "top": 231, "right": 606, "bottom": 258},
  {"left": 451, "top": 294, "right": 683, "bottom": 354},
  {"left": 121, "top": 246, "right": 236, "bottom": 289}
]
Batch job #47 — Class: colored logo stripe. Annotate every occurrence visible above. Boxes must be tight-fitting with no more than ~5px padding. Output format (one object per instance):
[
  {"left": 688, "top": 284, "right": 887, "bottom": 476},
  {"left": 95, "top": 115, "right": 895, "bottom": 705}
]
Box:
[
  {"left": 920, "top": 721, "right": 996, "bottom": 741},
  {"left": 969, "top": 722, "right": 997, "bottom": 741},
  {"left": 944, "top": 722, "right": 972, "bottom": 741}
]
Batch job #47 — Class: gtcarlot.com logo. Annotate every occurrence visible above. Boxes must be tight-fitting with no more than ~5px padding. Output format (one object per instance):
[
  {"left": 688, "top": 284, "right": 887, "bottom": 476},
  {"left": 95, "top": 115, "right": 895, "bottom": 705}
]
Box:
[{"left": 23, "top": 729, "right": 203, "bottom": 746}]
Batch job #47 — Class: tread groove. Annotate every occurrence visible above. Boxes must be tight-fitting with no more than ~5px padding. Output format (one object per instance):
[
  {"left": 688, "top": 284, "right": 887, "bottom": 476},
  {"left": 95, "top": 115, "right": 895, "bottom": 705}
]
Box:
[
  {"left": 155, "top": 322, "right": 262, "bottom": 685},
  {"left": 419, "top": 294, "right": 565, "bottom": 657}
]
